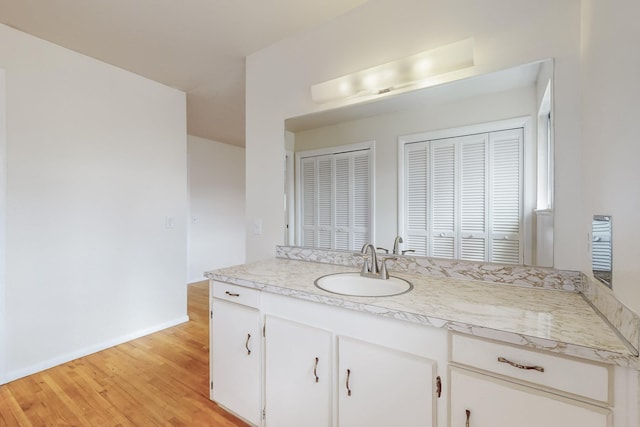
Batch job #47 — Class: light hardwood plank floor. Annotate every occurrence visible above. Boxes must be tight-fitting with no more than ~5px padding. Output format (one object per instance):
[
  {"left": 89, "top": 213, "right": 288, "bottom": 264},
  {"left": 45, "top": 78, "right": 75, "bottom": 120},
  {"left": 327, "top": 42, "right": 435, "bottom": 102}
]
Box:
[{"left": 0, "top": 281, "right": 249, "bottom": 427}]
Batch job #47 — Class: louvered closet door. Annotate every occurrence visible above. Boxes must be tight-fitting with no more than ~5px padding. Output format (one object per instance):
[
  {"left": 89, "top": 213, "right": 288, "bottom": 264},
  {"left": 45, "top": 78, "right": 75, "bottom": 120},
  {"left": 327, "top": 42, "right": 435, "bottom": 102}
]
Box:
[
  {"left": 333, "top": 151, "right": 371, "bottom": 251},
  {"left": 404, "top": 141, "right": 429, "bottom": 256},
  {"left": 352, "top": 151, "right": 371, "bottom": 250},
  {"left": 299, "top": 148, "right": 372, "bottom": 251},
  {"left": 334, "top": 155, "right": 351, "bottom": 250},
  {"left": 489, "top": 129, "right": 523, "bottom": 264},
  {"left": 431, "top": 140, "right": 456, "bottom": 259},
  {"left": 317, "top": 156, "right": 334, "bottom": 249},
  {"left": 301, "top": 158, "right": 317, "bottom": 247},
  {"left": 459, "top": 134, "right": 488, "bottom": 261}
]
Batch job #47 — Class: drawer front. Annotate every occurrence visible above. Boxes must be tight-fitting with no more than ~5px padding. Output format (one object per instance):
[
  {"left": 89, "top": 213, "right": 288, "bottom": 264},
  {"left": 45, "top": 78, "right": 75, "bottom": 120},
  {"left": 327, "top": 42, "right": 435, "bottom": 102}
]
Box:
[
  {"left": 211, "top": 281, "right": 260, "bottom": 308},
  {"left": 450, "top": 333, "right": 610, "bottom": 404},
  {"left": 449, "top": 367, "right": 611, "bottom": 427}
]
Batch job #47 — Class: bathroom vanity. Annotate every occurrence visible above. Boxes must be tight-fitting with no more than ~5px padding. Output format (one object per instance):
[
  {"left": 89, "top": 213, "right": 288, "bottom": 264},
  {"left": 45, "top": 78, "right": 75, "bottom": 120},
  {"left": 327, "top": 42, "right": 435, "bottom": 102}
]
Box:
[{"left": 205, "top": 248, "right": 638, "bottom": 427}]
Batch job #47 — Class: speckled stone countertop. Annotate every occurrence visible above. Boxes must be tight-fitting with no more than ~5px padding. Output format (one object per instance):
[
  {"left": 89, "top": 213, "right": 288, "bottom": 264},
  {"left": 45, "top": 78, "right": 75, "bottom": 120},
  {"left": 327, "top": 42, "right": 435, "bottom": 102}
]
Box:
[{"left": 205, "top": 258, "right": 638, "bottom": 369}]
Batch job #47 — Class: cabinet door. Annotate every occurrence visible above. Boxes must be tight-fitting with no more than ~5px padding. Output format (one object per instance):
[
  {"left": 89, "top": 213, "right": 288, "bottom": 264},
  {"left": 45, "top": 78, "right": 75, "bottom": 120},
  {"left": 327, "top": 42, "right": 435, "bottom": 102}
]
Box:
[
  {"left": 211, "top": 298, "right": 261, "bottom": 426},
  {"left": 338, "top": 336, "right": 436, "bottom": 427},
  {"left": 264, "top": 316, "right": 332, "bottom": 427},
  {"left": 449, "top": 367, "right": 610, "bottom": 427}
]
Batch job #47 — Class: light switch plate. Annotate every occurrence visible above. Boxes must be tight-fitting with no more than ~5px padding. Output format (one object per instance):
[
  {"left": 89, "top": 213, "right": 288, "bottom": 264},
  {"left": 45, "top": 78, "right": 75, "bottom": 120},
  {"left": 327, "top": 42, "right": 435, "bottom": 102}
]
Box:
[{"left": 253, "top": 218, "right": 262, "bottom": 235}]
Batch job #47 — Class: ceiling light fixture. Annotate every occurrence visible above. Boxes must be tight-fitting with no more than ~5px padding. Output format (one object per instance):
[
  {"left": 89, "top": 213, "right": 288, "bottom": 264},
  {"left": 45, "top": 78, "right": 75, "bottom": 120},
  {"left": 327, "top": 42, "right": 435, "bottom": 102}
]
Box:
[{"left": 311, "top": 38, "right": 475, "bottom": 104}]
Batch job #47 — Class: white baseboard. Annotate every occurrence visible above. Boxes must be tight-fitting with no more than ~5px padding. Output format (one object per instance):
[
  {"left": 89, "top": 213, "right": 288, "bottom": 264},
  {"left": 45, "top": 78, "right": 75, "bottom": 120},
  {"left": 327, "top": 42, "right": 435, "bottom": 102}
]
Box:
[{"left": 2, "top": 315, "right": 189, "bottom": 384}]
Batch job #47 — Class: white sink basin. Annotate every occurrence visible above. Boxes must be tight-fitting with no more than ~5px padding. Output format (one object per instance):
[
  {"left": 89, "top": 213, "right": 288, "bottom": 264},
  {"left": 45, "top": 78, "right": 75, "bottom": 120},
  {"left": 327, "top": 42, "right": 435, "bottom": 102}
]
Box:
[{"left": 314, "top": 272, "right": 413, "bottom": 297}]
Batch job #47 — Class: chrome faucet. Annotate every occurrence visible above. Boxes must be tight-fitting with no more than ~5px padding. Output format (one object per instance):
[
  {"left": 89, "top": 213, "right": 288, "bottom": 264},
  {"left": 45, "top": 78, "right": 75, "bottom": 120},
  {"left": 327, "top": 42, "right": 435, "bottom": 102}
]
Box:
[
  {"left": 361, "top": 243, "right": 395, "bottom": 279},
  {"left": 392, "top": 236, "right": 403, "bottom": 254},
  {"left": 360, "top": 243, "right": 379, "bottom": 275}
]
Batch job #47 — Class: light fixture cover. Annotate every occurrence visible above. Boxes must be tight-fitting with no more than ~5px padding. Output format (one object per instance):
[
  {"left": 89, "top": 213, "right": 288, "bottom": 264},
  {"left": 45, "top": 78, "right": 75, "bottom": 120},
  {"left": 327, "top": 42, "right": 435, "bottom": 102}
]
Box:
[{"left": 311, "top": 38, "right": 475, "bottom": 103}]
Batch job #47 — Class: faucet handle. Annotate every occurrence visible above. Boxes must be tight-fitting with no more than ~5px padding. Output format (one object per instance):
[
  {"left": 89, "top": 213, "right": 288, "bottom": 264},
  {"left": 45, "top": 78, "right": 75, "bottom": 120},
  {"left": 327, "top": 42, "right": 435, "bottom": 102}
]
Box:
[
  {"left": 360, "top": 255, "right": 371, "bottom": 275},
  {"left": 379, "top": 256, "right": 397, "bottom": 279},
  {"left": 376, "top": 247, "right": 389, "bottom": 254},
  {"left": 401, "top": 249, "right": 416, "bottom": 255}
]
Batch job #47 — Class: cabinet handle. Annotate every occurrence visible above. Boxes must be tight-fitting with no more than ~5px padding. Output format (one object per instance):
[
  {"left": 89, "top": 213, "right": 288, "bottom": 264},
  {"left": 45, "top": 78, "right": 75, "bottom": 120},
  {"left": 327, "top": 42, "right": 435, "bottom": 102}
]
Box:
[
  {"left": 313, "top": 357, "right": 319, "bottom": 383},
  {"left": 498, "top": 356, "right": 544, "bottom": 372},
  {"left": 245, "top": 334, "right": 251, "bottom": 355},
  {"left": 225, "top": 291, "right": 240, "bottom": 297},
  {"left": 346, "top": 369, "right": 352, "bottom": 396},
  {"left": 436, "top": 376, "right": 442, "bottom": 398},
  {"left": 465, "top": 409, "right": 471, "bottom": 427}
]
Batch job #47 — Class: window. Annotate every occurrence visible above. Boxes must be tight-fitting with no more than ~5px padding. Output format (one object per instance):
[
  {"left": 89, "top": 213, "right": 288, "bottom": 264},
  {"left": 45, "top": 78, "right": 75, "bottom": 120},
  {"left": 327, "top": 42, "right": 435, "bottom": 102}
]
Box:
[
  {"left": 401, "top": 128, "right": 523, "bottom": 264},
  {"left": 296, "top": 143, "right": 373, "bottom": 251}
]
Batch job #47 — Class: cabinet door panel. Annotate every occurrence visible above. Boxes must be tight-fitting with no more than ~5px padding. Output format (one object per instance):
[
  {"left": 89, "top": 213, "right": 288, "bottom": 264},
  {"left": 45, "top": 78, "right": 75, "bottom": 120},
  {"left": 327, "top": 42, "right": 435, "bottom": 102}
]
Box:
[
  {"left": 265, "top": 316, "right": 332, "bottom": 427},
  {"left": 211, "top": 299, "right": 261, "bottom": 425},
  {"left": 449, "top": 367, "right": 610, "bottom": 427},
  {"left": 338, "top": 336, "right": 436, "bottom": 427}
]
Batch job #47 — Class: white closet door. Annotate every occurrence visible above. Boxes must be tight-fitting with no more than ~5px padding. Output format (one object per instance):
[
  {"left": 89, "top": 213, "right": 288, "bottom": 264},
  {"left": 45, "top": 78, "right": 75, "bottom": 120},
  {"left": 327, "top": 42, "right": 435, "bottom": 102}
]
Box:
[
  {"left": 301, "top": 158, "right": 317, "bottom": 247},
  {"left": 489, "top": 128, "right": 523, "bottom": 264},
  {"left": 334, "top": 155, "right": 351, "bottom": 250},
  {"left": 401, "top": 127, "right": 524, "bottom": 264},
  {"left": 459, "top": 134, "right": 488, "bottom": 261},
  {"left": 299, "top": 148, "right": 372, "bottom": 251},
  {"left": 404, "top": 141, "right": 429, "bottom": 256},
  {"left": 317, "top": 156, "right": 333, "bottom": 249},
  {"left": 352, "top": 151, "right": 371, "bottom": 250},
  {"left": 431, "top": 140, "right": 456, "bottom": 259}
]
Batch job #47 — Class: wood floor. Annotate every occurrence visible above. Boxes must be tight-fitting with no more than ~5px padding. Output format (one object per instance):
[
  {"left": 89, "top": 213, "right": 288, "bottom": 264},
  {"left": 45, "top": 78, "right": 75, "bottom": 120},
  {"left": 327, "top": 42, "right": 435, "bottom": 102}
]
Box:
[{"left": 0, "top": 281, "right": 249, "bottom": 427}]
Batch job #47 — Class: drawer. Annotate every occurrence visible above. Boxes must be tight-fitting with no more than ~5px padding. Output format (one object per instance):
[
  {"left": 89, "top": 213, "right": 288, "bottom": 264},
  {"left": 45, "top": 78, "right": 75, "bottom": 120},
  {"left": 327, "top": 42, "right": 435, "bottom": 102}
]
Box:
[
  {"left": 211, "top": 281, "right": 260, "bottom": 308},
  {"left": 450, "top": 333, "right": 611, "bottom": 404}
]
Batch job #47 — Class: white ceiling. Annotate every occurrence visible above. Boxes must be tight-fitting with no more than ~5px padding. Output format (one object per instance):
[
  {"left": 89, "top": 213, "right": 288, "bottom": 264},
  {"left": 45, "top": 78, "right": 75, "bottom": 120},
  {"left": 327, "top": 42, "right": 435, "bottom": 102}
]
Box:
[{"left": 0, "top": 0, "right": 369, "bottom": 147}]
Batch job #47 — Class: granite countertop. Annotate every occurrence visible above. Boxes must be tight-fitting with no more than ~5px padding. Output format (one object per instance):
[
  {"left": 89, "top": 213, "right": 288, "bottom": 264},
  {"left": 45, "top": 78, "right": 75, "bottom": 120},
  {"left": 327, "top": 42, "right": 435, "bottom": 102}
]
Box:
[{"left": 205, "top": 258, "right": 638, "bottom": 368}]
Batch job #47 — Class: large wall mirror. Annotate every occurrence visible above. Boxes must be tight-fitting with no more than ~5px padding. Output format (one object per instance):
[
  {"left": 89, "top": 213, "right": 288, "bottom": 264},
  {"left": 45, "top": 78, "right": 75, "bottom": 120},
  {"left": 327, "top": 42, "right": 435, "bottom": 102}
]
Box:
[{"left": 284, "top": 59, "right": 554, "bottom": 267}]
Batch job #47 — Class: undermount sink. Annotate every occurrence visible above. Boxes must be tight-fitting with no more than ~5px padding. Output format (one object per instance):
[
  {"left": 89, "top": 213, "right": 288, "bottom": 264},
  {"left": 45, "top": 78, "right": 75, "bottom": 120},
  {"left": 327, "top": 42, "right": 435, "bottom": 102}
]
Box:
[{"left": 314, "top": 272, "right": 413, "bottom": 297}]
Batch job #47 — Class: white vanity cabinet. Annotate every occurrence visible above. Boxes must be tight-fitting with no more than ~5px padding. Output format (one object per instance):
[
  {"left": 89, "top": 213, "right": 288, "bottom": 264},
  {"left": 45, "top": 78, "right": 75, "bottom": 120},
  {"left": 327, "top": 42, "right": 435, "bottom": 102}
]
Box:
[
  {"left": 208, "top": 276, "right": 635, "bottom": 427},
  {"left": 261, "top": 292, "right": 447, "bottom": 427},
  {"left": 448, "top": 334, "right": 612, "bottom": 427},
  {"left": 210, "top": 282, "right": 262, "bottom": 426},
  {"left": 338, "top": 336, "right": 437, "bottom": 426},
  {"left": 264, "top": 316, "right": 333, "bottom": 427}
]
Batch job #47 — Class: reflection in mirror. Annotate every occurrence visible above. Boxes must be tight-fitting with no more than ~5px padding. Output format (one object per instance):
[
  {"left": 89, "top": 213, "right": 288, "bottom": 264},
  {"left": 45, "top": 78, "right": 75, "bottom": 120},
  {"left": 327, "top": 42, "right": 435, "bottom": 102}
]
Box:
[
  {"left": 592, "top": 215, "right": 612, "bottom": 288},
  {"left": 285, "top": 59, "right": 554, "bottom": 266}
]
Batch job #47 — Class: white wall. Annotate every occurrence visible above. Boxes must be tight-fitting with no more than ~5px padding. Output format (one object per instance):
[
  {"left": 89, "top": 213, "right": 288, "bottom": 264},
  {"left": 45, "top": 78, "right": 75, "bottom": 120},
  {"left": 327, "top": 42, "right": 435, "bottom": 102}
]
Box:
[
  {"left": 187, "top": 135, "right": 245, "bottom": 283},
  {"left": 0, "top": 24, "right": 188, "bottom": 382},
  {"left": 580, "top": 0, "right": 640, "bottom": 314},
  {"left": 246, "top": 0, "right": 582, "bottom": 268}
]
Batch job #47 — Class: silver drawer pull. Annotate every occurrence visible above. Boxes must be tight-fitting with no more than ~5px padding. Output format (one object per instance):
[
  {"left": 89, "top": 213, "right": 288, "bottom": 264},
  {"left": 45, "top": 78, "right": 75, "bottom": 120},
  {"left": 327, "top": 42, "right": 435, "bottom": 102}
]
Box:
[
  {"left": 314, "top": 357, "right": 319, "bottom": 383},
  {"left": 225, "top": 291, "right": 240, "bottom": 297},
  {"left": 498, "top": 356, "right": 544, "bottom": 372},
  {"left": 245, "top": 334, "right": 252, "bottom": 355}
]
